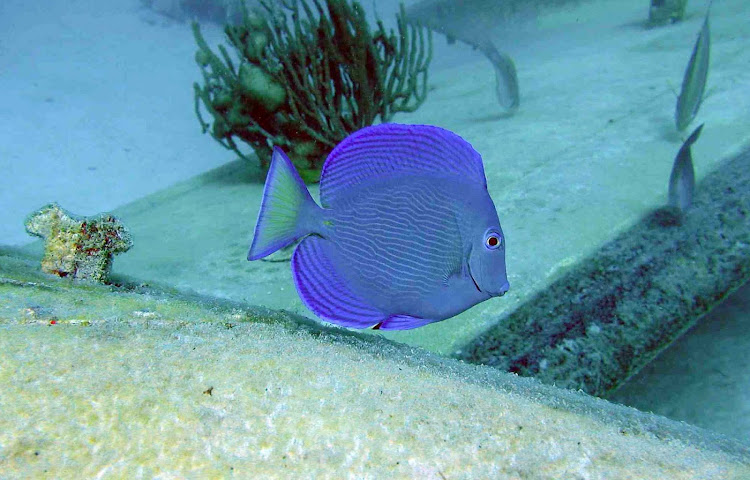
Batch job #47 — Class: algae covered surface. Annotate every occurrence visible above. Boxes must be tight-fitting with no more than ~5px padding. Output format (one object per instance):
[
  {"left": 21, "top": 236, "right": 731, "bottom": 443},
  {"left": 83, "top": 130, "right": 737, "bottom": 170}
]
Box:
[
  {"left": 57, "top": 0, "right": 750, "bottom": 360},
  {"left": 1, "top": 249, "right": 749, "bottom": 478}
]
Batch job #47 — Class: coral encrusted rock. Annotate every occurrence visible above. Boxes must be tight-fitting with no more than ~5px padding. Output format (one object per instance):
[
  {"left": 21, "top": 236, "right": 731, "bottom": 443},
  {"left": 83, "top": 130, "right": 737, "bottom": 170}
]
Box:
[{"left": 24, "top": 203, "right": 132, "bottom": 283}]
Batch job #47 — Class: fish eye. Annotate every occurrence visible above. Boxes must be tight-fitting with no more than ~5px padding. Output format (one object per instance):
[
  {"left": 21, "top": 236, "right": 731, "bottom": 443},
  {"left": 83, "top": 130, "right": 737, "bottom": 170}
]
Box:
[{"left": 485, "top": 233, "right": 502, "bottom": 250}]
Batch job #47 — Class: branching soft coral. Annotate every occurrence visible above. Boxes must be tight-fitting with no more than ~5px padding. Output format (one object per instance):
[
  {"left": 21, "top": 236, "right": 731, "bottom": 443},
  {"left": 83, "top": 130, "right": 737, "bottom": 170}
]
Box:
[{"left": 193, "top": 0, "right": 432, "bottom": 182}]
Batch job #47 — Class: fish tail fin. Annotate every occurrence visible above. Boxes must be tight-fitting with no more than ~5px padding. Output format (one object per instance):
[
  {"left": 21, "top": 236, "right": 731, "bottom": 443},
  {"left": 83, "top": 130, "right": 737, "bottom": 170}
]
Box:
[
  {"left": 248, "top": 147, "right": 323, "bottom": 261},
  {"left": 683, "top": 123, "right": 704, "bottom": 147}
]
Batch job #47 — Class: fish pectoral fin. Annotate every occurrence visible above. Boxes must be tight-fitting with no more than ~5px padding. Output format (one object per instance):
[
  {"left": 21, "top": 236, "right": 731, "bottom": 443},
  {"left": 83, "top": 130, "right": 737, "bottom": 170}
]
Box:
[
  {"left": 666, "top": 79, "right": 679, "bottom": 98},
  {"left": 442, "top": 245, "right": 466, "bottom": 287},
  {"left": 442, "top": 265, "right": 461, "bottom": 286},
  {"left": 703, "top": 86, "right": 718, "bottom": 102}
]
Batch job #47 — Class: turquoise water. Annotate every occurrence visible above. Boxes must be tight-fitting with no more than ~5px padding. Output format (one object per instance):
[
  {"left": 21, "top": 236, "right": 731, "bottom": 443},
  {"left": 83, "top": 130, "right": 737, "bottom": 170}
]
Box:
[{"left": 1, "top": 0, "right": 749, "bottom": 457}]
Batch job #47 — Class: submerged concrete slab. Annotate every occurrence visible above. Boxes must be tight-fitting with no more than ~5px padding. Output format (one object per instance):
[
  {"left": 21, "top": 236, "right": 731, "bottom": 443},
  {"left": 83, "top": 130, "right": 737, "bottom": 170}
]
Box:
[
  {"left": 459, "top": 144, "right": 750, "bottom": 398},
  {"left": 14, "top": 0, "right": 750, "bottom": 365},
  {"left": 15, "top": 0, "right": 743, "bottom": 358},
  {"left": 1, "top": 250, "right": 748, "bottom": 477},
  {"left": 609, "top": 278, "right": 750, "bottom": 445}
]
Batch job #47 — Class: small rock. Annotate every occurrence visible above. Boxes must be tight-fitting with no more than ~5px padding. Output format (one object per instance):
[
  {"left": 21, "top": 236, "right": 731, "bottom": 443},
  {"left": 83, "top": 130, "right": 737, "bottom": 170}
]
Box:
[{"left": 25, "top": 203, "right": 132, "bottom": 284}]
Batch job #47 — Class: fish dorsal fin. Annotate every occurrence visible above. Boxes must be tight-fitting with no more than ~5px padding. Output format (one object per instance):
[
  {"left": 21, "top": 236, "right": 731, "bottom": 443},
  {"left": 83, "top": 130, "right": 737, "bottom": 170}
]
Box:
[{"left": 319, "top": 123, "right": 487, "bottom": 207}]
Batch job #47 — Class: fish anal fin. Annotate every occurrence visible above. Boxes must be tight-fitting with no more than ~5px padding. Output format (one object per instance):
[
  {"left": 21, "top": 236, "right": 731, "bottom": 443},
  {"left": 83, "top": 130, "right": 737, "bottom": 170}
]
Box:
[
  {"left": 376, "top": 314, "right": 436, "bottom": 331},
  {"left": 702, "top": 86, "right": 718, "bottom": 103},
  {"left": 292, "top": 236, "right": 385, "bottom": 329}
]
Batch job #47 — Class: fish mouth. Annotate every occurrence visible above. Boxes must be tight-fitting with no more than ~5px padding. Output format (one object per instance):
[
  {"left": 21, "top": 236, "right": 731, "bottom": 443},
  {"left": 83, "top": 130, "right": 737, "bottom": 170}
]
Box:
[
  {"left": 467, "top": 264, "right": 509, "bottom": 297},
  {"left": 493, "top": 281, "right": 511, "bottom": 297}
]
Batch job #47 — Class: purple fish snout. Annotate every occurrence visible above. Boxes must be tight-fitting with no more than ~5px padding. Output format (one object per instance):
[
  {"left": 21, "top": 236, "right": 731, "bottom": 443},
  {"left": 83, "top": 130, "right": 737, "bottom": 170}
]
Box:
[{"left": 491, "top": 281, "right": 510, "bottom": 297}]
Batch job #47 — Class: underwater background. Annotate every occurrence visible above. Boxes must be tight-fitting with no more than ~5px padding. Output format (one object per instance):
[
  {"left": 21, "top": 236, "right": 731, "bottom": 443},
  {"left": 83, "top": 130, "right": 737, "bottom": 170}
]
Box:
[{"left": 1, "top": 0, "right": 749, "bottom": 476}]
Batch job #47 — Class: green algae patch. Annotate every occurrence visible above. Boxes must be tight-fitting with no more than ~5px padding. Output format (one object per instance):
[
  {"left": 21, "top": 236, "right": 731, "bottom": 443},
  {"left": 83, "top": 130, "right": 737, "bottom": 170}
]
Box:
[{"left": 1, "top": 248, "right": 749, "bottom": 478}]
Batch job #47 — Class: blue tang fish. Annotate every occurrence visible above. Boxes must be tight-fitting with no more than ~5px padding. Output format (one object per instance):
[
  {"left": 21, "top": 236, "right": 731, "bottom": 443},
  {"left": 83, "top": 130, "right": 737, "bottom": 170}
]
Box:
[{"left": 248, "top": 123, "right": 509, "bottom": 330}]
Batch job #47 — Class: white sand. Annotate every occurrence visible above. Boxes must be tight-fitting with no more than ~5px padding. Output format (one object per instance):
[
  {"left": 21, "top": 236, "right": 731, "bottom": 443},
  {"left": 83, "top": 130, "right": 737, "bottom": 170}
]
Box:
[
  {"left": 0, "top": 0, "right": 230, "bottom": 245},
  {"left": 0, "top": 0, "right": 458, "bottom": 246}
]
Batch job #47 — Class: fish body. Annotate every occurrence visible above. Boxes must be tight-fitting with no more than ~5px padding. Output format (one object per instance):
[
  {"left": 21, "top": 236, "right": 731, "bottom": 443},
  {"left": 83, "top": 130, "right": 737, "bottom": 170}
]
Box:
[
  {"left": 248, "top": 124, "right": 509, "bottom": 330},
  {"left": 668, "top": 123, "right": 703, "bottom": 211},
  {"left": 675, "top": 2, "right": 712, "bottom": 132},
  {"left": 404, "top": 2, "right": 522, "bottom": 114},
  {"left": 477, "top": 40, "right": 520, "bottom": 114}
]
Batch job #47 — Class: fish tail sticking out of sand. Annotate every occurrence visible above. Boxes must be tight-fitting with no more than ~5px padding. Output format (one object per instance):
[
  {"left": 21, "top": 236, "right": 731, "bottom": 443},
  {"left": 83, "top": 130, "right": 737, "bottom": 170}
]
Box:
[
  {"left": 248, "top": 123, "right": 509, "bottom": 330},
  {"left": 675, "top": 0, "right": 712, "bottom": 132},
  {"left": 669, "top": 123, "right": 704, "bottom": 212}
]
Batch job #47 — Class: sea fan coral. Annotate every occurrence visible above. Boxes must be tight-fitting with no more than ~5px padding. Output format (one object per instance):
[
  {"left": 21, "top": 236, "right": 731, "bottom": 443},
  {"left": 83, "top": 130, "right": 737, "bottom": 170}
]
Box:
[{"left": 193, "top": 0, "right": 432, "bottom": 182}]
